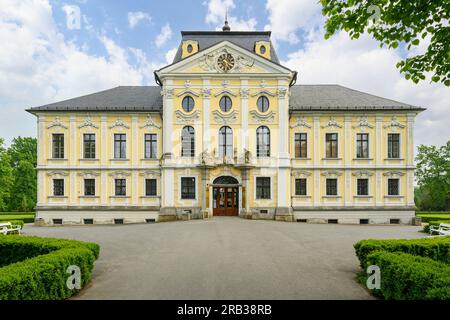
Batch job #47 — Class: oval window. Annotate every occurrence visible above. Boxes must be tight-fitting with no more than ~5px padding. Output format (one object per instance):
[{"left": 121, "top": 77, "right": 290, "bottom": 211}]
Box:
[
  {"left": 260, "top": 45, "right": 266, "bottom": 55},
  {"left": 187, "top": 44, "right": 193, "bottom": 53},
  {"left": 219, "top": 96, "right": 232, "bottom": 112},
  {"left": 182, "top": 96, "right": 195, "bottom": 112},
  {"left": 257, "top": 96, "right": 270, "bottom": 113}
]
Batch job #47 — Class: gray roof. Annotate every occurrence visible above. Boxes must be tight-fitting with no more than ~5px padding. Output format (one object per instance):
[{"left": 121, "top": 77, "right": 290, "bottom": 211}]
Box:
[
  {"left": 27, "top": 86, "right": 162, "bottom": 113},
  {"left": 173, "top": 31, "right": 279, "bottom": 64},
  {"left": 27, "top": 84, "right": 424, "bottom": 113},
  {"left": 289, "top": 85, "right": 424, "bottom": 111}
]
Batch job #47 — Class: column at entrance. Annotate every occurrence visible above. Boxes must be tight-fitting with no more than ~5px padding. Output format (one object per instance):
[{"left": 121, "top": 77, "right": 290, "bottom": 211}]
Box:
[
  {"left": 240, "top": 168, "right": 252, "bottom": 219},
  {"left": 201, "top": 167, "right": 211, "bottom": 218}
]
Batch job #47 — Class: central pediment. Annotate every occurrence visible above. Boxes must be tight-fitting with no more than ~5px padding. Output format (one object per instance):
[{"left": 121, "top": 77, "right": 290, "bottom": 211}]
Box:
[{"left": 156, "top": 41, "right": 292, "bottom": 76}]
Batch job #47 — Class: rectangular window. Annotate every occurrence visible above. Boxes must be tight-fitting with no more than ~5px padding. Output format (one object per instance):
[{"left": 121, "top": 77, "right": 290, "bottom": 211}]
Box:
[
  {"left": 326, "top": 178, "right": 338, "bottom": 196},
  {"left": 181, "top": 177, "right": 196, "bottom": 199},
  {"left": 388, "top": 178, "right": 399, "bottom": 196},
  {"left": 325, "top": 133, "right": 338, "bottom": 158},
  {"left": 256, "top": 177, "right": 271, "bottom": 199},
  {"left": 388, "top": 134, "right": 400, "bottom": 158},
  {"left": 83, "top": 134, "right": 96, "bottom": 159},
  {"left": 115, "top": 179, "right": 126, "bottom": 196},
  {"left": 145, "top": 179, "right": 157, "bottom": 196},
  {"left": 144, "top": 134, "right": 157, "bottom": 159},
  {"left": 52, "top": 134, "right": 64, "bottom": 159},
  {"left": 295, "top": 178, "right": 307, "bottom": 196},
  {"left": 295, "top": 133, "right": 307, "bottom": 158},
  {"left": 53, "top": 179, "right": 64, "bottom": 196},
  {"left": 84, "top": 179, "right": 95, "bottom": 196},
  {"left": 356, "top": 133, "right": 369, "bottom": 158},
  {"left": 114, "top": 134, "right": 126, "bottom": 159},
  {"left": 357, "top": 179, "right": 369, "bottom": 196}
]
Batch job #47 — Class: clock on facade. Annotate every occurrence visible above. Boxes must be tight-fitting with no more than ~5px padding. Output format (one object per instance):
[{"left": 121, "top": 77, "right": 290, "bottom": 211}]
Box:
[{"left": 217, "top": 53, "right": 235, "bottom": 72}]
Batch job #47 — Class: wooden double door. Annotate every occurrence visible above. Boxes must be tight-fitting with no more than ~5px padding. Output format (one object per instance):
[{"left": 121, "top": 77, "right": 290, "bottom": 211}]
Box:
[{"left": 213, "top": 187, "right": 239, "bottom": 216}]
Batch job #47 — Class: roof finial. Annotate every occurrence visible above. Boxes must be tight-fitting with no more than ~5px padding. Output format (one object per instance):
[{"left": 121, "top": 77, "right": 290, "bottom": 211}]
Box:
[{"left": 222, "top": 8, "right": 231, "bottom": 32}]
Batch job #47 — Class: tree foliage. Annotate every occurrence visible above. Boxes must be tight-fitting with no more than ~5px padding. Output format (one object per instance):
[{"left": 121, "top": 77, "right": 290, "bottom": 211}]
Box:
[
  {"left": 321, "top": 0, "right": 450, "bottom": 86},
  {"left": 9, "top": 160, "right": 37, "bottom": 212},
  {"left": 0, "top": 139, "right": 13, "bottom": 211},
  {"left": 415, "top": 141, "right": 450, "bottom": 211},
  {"left": 0, "top": 137, "right": 37, "bottom": 212}
]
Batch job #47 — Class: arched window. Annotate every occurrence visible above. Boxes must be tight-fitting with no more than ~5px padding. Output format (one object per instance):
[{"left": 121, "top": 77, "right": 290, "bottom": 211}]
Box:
[
  {"left": 181, "top": 126, "right": 195, "bottom": 157},
  {"left": 256, "top": 126, "right": 270, "bottom": 157},
  {"left": 219, "top": 96, "right": 232, "bottom": 112},
  {"left": 257, "top": 96, "right": 270, "bottom": 113},
  {"left": 182, "top": 96, "right": 195, "bottom": 112},
  {"left": 218, "top": 126, "right": 233, "bottom": 157}
]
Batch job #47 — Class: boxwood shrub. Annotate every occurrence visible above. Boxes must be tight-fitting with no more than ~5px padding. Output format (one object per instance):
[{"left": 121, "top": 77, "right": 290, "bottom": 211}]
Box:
[
  {"left": 0, "top": 236, "right": 100, "bottom": 300},
  {"left": 354, "top": 236, "right": 450, "bottom": 268},
  {"left": 366, "top": 251, "right": 450, "bottom": 300}
]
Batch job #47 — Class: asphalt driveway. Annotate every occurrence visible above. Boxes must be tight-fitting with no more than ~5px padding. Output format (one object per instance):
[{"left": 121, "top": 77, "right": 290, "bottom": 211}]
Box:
[{"left": 23, "top": 218, "right": 424, "bottom": 300}]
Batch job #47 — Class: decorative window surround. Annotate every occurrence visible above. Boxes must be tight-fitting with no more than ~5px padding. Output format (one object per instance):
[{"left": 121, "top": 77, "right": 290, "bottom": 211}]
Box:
[
  {"left": 212, "top": 110, "right": 238, "bottom": 125},
  {"left": 352, "top": 171, "right": 374, "bottom": 178},
  {"left": 109, "top": 119, "right": 129, "bottom": 129},
  {"left": 78, "top": 116, "right": 99, "bottom": 129},
  {"left": 176, "top": 89, "right": 201, "bottom": 97},
  {"left": 249, "top": 110, "right": 276, "bottom": 124},
  {"left": 108, "top": 171, "right": 131, "bottom": 178},
  {"left": 353, "top": 116, "right": 374, "bottom": 130},
  {"left": 321, "top": 171, "right": 343, "bottom": 178},
  {"left": 321, "top": 117, "right": 342, "bottom": 129},
  {"left": 384, "top": 116, "right": 406, "bottom": 130},
  {"left": 290, "top": 117, "right": 311, "bottom": 129},
  {"left": 175, "top": 110, "right": 201, "bottom": 125},
  {"left": 47, "top": 117, "right": 68, "bottom": 129},
  {"left": 140, "top": 115, "right": 161, "bottom": 129},
  {"left": 383, "top": 171, "right": 405, "bottom": 178},
  {"left": 214, "top": 89, "right": 238, "bottom": 97},
  {"left": 291, "top": 170, "right": 312, "bottom": 178},
  {"left": 250, "top": 89, "right": 276, "bottom": 97}
]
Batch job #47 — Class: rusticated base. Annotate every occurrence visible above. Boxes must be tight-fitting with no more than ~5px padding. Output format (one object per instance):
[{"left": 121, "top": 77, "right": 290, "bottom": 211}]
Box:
[{"left": 275, "top": 207, "right": 294, "bottom": 222}]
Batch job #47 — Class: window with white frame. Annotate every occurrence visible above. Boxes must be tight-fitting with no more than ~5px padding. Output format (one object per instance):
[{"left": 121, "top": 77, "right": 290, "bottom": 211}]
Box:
[
  {"left": 256, "top": 177, "right": 271, "bottom": 199},
  {"left": 181, "top": 126, "right": 195, "bottom": 157}
]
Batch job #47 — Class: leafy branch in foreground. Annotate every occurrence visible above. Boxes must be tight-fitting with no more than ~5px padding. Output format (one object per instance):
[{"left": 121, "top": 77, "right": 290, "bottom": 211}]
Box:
[{"left": 321, "top": 0, "right": 450, "bottom": 86}]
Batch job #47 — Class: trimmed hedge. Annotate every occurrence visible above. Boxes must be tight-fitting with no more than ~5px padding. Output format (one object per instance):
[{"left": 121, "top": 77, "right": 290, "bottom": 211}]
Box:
[
  {"left": 0, "top": 215, "right": 35, "bottom": 224},
  {"left": 354, "top": 236, "right": 450, "bottom": 268},
  {"left": 0, "top": 236, "right": 100, "bottom": 300},
  {"left": 366, "top": 251, "right": 450, "bottom": 300}
]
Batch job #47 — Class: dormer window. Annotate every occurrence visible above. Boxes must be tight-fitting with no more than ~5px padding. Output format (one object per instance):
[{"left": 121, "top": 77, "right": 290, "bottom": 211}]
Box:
[
  {"left": 260, "top": 45, "right": 266, "bottom": 55},
  {"left": 187, "top": 44, "right": 193, "bottom": 53}
]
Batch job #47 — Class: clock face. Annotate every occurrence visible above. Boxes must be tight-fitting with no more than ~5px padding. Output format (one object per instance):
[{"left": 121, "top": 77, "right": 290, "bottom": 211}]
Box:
[{"left": 217, "top": 53, "right": 235, "bottom": 72}]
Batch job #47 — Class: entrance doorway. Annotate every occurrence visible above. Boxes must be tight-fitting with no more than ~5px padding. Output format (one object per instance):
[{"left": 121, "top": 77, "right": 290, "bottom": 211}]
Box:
[{"left": 212, "top": 176, "right": 239, "bottom": 216}]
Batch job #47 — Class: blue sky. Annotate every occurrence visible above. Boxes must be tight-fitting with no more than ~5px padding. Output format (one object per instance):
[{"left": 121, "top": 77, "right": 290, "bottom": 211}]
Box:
[{"left": 0, "top": 0, "right": 448, "bottom": 148}]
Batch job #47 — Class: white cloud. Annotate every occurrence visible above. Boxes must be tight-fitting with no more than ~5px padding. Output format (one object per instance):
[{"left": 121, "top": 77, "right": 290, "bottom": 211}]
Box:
[
  {"left": 0, "top": 0, "right": 159, "bottom": 144},
  {"left": 265, "top": 0, "right": 322, "bottom": 44},
  {"left": 127, "top": 11, "right": 151, "bottom": 29},
  {"left": 165, "top": 47, "right": 178, "bottom": 64},
  {"left": 155, "top": 23, "right": 172, "bottom": 48},
  {"left": 204, "top": 0, "right": 257, "bottom": 31},
  {"left": 283, "top": 30, "right": 450, "bottom": 149}
]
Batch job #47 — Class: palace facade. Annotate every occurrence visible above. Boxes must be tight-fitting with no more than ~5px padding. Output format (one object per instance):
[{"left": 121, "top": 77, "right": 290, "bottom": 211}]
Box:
[{"left": 27, "top": 25, "right": 425, "bottom": 225}]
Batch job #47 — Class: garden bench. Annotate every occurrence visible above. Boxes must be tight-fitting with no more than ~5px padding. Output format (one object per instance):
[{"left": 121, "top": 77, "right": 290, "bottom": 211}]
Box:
[
  {"left": 429, "top": 223, "right": 450, "bottom": 236},
  {"left": 0, "top": 222, "right": 22, "bottom": 235}
]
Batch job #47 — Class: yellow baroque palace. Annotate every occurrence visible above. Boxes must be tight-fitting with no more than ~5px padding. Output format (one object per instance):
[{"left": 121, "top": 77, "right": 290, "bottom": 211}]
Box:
[{"left": 27, "top": 25, "right": 425, "bottom": 225}]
